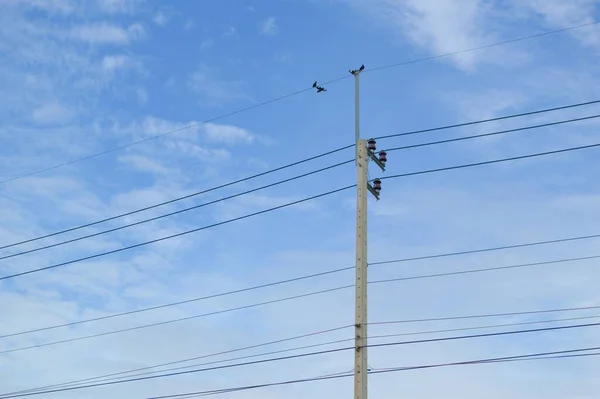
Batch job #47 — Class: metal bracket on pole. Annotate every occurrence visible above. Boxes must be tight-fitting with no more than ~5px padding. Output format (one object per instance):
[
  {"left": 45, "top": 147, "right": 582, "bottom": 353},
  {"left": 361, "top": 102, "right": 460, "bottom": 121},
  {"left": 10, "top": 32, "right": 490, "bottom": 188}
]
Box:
[
  {"left": 367, "top": 149, "right": 385, "bottom": 172},
  {"left": 366, "top": 183, "right": 380, "bottom": 201}
]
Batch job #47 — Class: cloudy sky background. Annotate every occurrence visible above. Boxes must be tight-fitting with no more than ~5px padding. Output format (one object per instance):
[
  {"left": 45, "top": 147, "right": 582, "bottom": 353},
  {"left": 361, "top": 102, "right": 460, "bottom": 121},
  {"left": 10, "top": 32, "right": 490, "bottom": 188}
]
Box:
[{"left": 1, "top": 0, "right": 600, "bottom": 397}]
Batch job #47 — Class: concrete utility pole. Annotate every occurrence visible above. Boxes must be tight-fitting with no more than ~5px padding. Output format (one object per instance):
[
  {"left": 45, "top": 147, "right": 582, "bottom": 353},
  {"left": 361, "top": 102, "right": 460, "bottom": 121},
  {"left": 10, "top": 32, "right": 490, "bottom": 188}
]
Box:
[{"left": 350, "top": 64, "right": 386, "bottom": 399}]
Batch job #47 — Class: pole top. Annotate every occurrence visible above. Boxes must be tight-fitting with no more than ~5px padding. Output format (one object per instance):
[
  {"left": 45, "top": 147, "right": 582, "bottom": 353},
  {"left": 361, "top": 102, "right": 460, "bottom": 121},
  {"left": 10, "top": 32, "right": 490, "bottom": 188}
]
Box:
[{"left": 350, "top": 64, "right": 365, "bottom": 76}]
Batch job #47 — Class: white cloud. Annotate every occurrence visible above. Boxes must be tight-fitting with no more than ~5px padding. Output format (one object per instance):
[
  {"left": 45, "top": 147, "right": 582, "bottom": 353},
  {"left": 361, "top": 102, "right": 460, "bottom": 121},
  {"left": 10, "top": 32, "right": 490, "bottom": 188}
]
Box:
[
  {"left": 188, "top": 65, "right": 251, "bottom": 106},
  {"left": 152, "top": 7, "right": 178, "bottom": 26},
  {"left": 102, "top": 54, "right": 130, "bottom": 71},
  {"left": 69, "top": 22, "right": 146, "bottom": 45},
  {"left": 341, "top": 0, "right": 549, "bottom": 71},
  {"left": 136, "top": 87, "right": 149, "bottom": 104},
  {"left": 118, "top": 154, "right": 179, "bottom": 176},
  {"left": 30, "top": 101, "right": 76, "bottom": 125},
  {"left": 3, "top": 0, "right": 78, "bottom": 14},
  {"left": 260, "top": 16, "right": 279, "bottom": 36},
  {"left": 3, "top": 1, "right": 600, "bottom": 397},
  {"left": 184, "top": 19, "right": 195, "bottom": 30},
  {"left": 223, "top": 25, "right": 237, "bottom": 37},
  {"left": 344, "top": 0, "right": 493, "bottom": 71},
  {"left": 203, "top": 123, "right": 256, "bottom": 145},
  {"left": 95, "top": 0, "right": 142, "bottom": 14},
  {"left": 153, "top": 11, "right": 168, "bottom": 26},
  {"left": 514, "top": 0, "right": 600, "bottom": 49},
  {"left": 200, "top": 38, "right": 214, "bottom": 50}
]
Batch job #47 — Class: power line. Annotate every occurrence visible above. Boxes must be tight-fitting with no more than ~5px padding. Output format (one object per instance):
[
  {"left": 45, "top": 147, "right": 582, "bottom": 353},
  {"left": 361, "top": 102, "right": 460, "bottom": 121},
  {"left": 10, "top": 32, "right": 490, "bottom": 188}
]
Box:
[
  {"left": 0, "top": 286, "right": 351, "bottom": 355},
  {"left": 0, "top": 160, "right": 353, "bottom": 261},
  {"left": 1, "top": 325, "right": 355, "bottom": 396},
  {"left": 4, "top": 113, "right": 598, "bottom": 262},
  {"left": 0, "top": 147, "right": 353, "bottom": 251},
  {"left": 3, "top": 140, "right": 600, "bottom": 283},
  {"left": 15, "top": 313, "right": 599, "bottom": 396},
  {"left": 2, "top": 322, "right": 599, "bottom": 398},
  {"left": 157, "top": 348, "right": 600, "bottom": 399},
  {"left": 367, "top": 20, "right": 600, "bottom": 74},
  {"left": 0, "top": 186, "right": 353, "bottom": 281},
  {"left": 369, "top": 304, "right": 600, "bottom": 326},
  {"left": 3, "top": 251, "right": 599, "bottom": 355},
  {"left": 383, "top": 114, "right": 600, "bottom": 152},
  {"left": 380, "top": 142, "right": 600, "bottom": 182},
  {"left": 0, "top": 268, "right": 354, "bottom": 339},
  {"left": 4, "top": 229, "right": 598, "bottom": 342},
  {"left": 369, "top": 233, "right": 600, "bottom": 266},
  {"left": 3, "top": 99, "right": 598, "bottom": 254},
  {"left": 369, "top": 253, "right": 600, "bottom": 285},
  {"left": 2, "top": 20, "right": 595, "bottom": 187},
  {"left": 0, "top": 89, "right": 318, "bottom": 186},
  {"left": 377, "top": 99, "right": 600, "bottom": 141}
]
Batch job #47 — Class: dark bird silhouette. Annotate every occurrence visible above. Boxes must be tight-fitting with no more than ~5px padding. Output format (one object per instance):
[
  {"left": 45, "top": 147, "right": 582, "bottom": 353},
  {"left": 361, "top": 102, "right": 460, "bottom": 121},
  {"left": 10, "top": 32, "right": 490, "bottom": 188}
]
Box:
[
  {"left": 313, "top": 80, "right": 327, "bottom": 93},
  {"left": 350, "top": 64, "right": 365, "bottom": 75}
]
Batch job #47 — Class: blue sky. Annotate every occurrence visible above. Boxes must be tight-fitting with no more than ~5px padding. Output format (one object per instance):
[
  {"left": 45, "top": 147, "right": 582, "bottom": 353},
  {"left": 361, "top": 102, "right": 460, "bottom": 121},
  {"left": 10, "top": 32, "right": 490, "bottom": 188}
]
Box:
[{"left": 1, "top": 0, "right": 600, "bottom": 397}]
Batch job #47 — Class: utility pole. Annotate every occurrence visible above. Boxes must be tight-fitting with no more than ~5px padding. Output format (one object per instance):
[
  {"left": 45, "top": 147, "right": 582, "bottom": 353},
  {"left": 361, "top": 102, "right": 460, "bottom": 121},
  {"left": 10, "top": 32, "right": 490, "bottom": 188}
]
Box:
[{"left": 350, "top": 64, "right": 386, "bottom": 399}]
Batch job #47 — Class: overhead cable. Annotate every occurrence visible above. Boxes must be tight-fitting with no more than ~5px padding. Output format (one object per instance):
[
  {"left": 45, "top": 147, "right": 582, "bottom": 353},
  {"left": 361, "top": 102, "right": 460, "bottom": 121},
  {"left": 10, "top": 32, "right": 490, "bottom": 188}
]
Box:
[
  {"left": 153, "top": 347, "right": 600, "bottom": 399},
  {"left": 4, "top": 229, "right": 599, "bottom": 341},
  {"left": 3, "top": 140, "right": 600, "bottom": 282},
  {"left": 4, "top": 113, "right": 599, "bottom": 261},
  {"left": 2, "top": 322, "right": 599, "bottom": 398},
  {"left": 12, "top": 313, "right": 599, "bottom": 396},
  {"left": 3, "top": 252, "right": 600, "bottom": 354},
  {"left": 2, "top": 20, "right": 596, "bottom": 186}
]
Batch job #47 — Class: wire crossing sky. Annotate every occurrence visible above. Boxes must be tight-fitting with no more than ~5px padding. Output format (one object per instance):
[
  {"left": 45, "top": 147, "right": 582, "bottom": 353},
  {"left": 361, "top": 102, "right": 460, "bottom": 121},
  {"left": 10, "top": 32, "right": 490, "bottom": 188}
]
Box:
[{"left": 1, "top": 1, "right": 600, "bottom": 398}]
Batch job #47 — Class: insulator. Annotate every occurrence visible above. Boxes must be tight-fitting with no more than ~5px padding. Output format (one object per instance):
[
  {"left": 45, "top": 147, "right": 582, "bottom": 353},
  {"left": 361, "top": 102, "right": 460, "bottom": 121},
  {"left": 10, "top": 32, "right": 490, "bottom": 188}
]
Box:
[
  {"left": 367, "top": 138, "right": 376, "bottom": 152},
  {"left": 378, "top": 150, "right": 387, "bottom": 164},
  {"left": 373, "top": 178, "right": 382, "bottom": 193}
]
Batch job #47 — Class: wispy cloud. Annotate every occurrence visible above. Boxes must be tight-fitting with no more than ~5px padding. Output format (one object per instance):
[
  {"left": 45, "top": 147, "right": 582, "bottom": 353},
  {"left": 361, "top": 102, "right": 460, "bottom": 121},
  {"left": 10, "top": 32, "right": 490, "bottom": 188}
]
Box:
[
  {"left": 223, "top": 25, "right": 237, "bottom": 37},
  {"left": 30, "top": 101, "right": 76, "bottom": 126},
  {"left": 69, "top": 22, "right": 146, "bottom": 44},
  {"left": 188, "top": 65, "right": 251, "bottom": 106},
  {"left": 203, "top": 123, "right": 256, "bottom": 145},
  {"left": 259, "top": 16, "right": 279, "bottom": 36},
  {"left": 343, "top": 0, "right": 528, "bottom": 71},
  {"left": 95, "top": 0, "right": 142, "bottom": 14}
]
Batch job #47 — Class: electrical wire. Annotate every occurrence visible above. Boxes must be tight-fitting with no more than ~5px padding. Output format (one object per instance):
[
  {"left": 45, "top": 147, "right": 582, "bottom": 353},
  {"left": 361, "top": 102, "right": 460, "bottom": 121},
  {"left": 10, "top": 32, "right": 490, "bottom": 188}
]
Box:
[
  {"left": 0, "top": 146, "right": 354, "bottom": 251},
  {"left": 164, "top": 349, "right": 600, "bottom": 399},
  {"left": 3, "top": 99, "right": 598, "bottom": 255},
  {"left": 13, "top": 313, "right": 599, "bottom": 396},
  {"left": 3, "top": 325, "right": 356, "bottom": 396},
  {"left": 2, "top": 322, "right": 599, "bottom": 398},
  {"left": 369, "top": 253, "right": 600, "bottom": 285},
  {"left": 4, "top": 140, "right": 600, "bottom": 283},
  {"left": 0, "top": 186, "right": 354, "bottom": 281},
  {"left": 0, "top": 89, "right": 319, "bottom": 186},
  {"left": 4, "top": 228, "right": 598, "bottom": 342},
  {"left": 0, "top": 286, "right": 352, "bottom": 355},
  {"left": 2, "top": 20, "right": 595, "bottom": 187},
  {"left": 382, "top": 113, "right": 600, "bottom": 152},
  {"left": 376, "top": 99, "right": 600, "bottom": 141},
  {"left": 3, "top": 250, "right": 599, "bottom": 354},
  {"left": 4, "top": 112, "right": 598, "bottom": 261},
  {"left": 369, "top": 304, "right": 600, "bottom": 326},
  {"left": 0, "top": 160, "right": 353, "bottom": 261},
  {"left": 0, "top": 267, "right": 354, "bottom": 340},
  {"left": 379, "top": 142, "right": 600, "bottom": 182},
  {"left": 367, "top": 20, "right": 600, "bottom": 74}
]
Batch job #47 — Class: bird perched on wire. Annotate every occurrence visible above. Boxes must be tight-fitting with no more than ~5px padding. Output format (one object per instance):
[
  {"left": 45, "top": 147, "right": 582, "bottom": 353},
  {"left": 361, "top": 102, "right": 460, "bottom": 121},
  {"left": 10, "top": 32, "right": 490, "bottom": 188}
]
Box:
[
  {"left": 312, "top": 81, "right": 327, "bottom": 93},
  {"left": 349, "top": 64, "right": 365, "bottom": 75}
]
